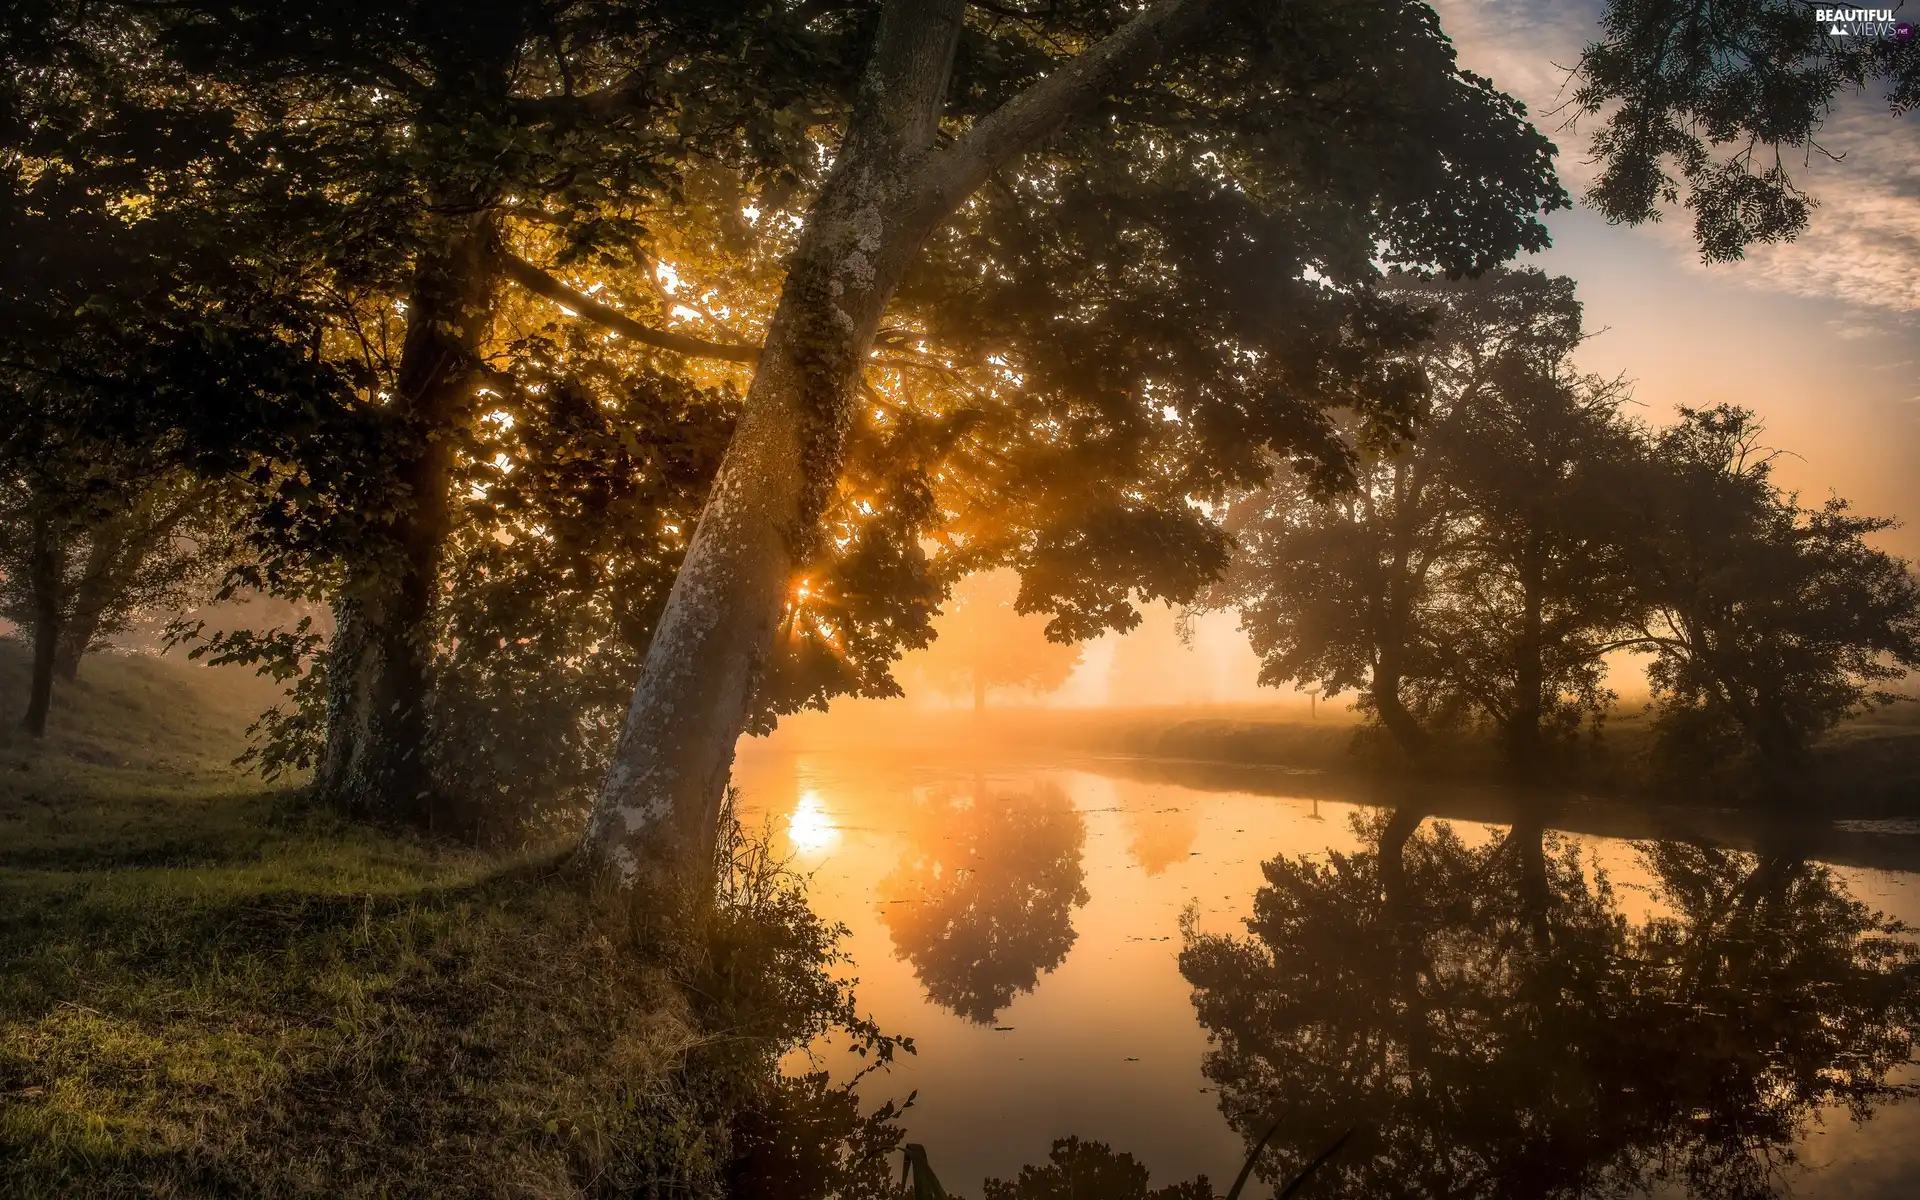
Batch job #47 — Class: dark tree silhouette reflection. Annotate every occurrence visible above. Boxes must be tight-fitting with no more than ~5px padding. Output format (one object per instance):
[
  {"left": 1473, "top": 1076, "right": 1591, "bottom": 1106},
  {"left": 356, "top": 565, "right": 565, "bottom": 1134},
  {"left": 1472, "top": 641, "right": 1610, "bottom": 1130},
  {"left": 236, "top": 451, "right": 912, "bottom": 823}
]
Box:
[
  {"left": 1180, "top": 809, "right": 1920, "bottom": 1199},
  {"left": 878, "top": 782, "right": 1091, "bottom": 1024}
]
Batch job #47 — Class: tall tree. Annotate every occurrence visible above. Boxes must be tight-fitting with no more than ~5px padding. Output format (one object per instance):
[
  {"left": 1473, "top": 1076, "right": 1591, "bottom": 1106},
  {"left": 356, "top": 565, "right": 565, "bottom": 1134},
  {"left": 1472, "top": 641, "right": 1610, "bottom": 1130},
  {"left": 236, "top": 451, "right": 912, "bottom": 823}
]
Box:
[
  {"left": 585, "top": 0, "right": 1567, "bottom": 888},
  {"left": 905, "top": 569, "right": 1082, "bottom": 711},
  {"left": 1619, "top": 405, "right": 1920, "bottom": 776},
  {"left": 1210, "top": 270, "right": 1640, "bottom": 767},
  {"left": 1210, "top": 447, "right": 1461, "bottom": 755},
  {"left": 1427, "top": 363, "right": 1640, "bottom": 769}
]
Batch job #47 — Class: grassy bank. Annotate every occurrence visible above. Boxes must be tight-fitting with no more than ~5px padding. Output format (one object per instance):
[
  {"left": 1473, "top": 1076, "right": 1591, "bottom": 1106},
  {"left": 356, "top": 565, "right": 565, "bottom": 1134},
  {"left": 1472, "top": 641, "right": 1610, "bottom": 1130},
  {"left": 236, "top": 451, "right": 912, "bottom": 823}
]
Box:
[
  {"left": 1108, "top": 703, "right": 1920, "bottom": 813},
  {"left": 0, "top": 646, "right": 902, "bottom": 1197},
  {"left": 763, "top": 693, "right": 1920, "bottom": 815}
]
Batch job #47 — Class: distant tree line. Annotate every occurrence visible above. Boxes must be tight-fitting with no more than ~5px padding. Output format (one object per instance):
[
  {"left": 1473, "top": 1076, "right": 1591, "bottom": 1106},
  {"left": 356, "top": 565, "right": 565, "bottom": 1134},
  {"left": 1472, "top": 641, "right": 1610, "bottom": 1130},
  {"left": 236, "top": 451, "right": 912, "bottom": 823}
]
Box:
[{"left": 1207, "top": 268, "right": 1920, "bottom": 789}]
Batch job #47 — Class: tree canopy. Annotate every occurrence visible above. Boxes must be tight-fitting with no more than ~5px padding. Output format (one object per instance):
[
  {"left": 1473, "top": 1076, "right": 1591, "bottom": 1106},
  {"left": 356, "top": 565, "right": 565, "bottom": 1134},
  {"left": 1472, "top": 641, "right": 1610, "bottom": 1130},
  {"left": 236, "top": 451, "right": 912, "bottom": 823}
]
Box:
[{"left": 5, "top": 0, "right": 1912, "bottom": 872}]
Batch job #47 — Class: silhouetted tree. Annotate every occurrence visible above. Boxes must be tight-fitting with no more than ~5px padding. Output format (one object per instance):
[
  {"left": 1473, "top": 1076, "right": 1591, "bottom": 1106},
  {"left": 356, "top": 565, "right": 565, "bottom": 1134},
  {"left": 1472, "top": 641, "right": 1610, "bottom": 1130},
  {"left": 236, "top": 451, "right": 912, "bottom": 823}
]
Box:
[
  {"left": 1212, "top": 270, "right": 1642, "bottom": 766},
  {"left": 1211, "top": 445, "right": 1457, "bottom": 755},
  {"left": 1580, "top": 1, "right": 1918, "bottom": 262},
  {"left": 877, "top": 782, "right": 1089, "bottom": 1024},
  {"left": 1180, "top": 809, "right": 1920, "bottom": 1198},
  {"left": 1619, "top": 406, "right": 1920, "bottom": 777},
  {"left": 906, "top": 570, "right": 1082, "bottom": 711},
  {"left": 1428, "top": 360, "right": 1640, "bottom": 769}
]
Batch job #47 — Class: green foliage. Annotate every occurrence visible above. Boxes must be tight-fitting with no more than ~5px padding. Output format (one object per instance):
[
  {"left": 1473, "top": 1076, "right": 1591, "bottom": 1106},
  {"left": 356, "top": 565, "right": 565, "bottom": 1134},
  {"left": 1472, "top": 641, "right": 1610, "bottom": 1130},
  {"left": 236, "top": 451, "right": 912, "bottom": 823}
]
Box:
[
  {"left": 904, "top": 0, "right": 1565, "bottom": 642},
  {"left": 1623, "top": 406, "right": 1920, "bottom": 773},
  {"left": 1210, "top": 269, "right": 1642, "bottom": 765},
  {"left": 430, "top": 360, "right": 737, "bottom": 834},
  {"left": 1579, "top": 0, "right": 1919, "bottom": 260},
  {"left": 0, "top": 653, "right": 910, "bottom": 1196}
]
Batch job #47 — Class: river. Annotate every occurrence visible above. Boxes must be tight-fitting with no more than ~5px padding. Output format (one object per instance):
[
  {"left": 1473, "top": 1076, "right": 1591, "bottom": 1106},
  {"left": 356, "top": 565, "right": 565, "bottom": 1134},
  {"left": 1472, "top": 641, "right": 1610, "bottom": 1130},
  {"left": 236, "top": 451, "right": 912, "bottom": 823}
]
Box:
[{"left": 733, "top": 731, "right": 1920, "bottom": 1198}]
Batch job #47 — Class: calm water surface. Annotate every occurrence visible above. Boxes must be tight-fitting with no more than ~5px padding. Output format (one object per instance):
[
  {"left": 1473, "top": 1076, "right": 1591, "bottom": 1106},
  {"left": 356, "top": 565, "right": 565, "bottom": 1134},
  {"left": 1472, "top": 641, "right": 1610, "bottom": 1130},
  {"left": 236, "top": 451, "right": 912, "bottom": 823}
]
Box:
[{"left": 731, "top": 741, "right": 1920, "bottom": 1198}]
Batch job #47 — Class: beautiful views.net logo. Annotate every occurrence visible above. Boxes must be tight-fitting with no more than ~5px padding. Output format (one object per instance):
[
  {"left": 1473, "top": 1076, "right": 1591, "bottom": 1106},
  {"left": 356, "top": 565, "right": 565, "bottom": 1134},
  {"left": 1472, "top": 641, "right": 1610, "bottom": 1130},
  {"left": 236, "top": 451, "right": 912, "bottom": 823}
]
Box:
[{"left": 1814, "top": 7, "right": 1915, "bottom": 38}]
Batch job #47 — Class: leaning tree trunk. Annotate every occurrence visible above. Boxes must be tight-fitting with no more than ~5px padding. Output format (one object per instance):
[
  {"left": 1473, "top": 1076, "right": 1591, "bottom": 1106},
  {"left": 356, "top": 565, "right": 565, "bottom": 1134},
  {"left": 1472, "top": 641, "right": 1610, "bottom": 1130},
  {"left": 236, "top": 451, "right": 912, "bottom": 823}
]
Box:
[
  {"left": 584, "top": 5, "right": 965, "bottom": 886},
  {"left": 315, "top": 213, "right": 498, "bottom": 828},
  {"left": 54, "top": 615, "right": 96, "bottom": 683},
  {"left": 585, "top": 0, "right": 1221, "bottom": 889},
  {"left": 21, "top": 509, "right": 62, "bottom": 738},
  {"left": 54, "top": 523, "right": 129, "bottom": 682}
]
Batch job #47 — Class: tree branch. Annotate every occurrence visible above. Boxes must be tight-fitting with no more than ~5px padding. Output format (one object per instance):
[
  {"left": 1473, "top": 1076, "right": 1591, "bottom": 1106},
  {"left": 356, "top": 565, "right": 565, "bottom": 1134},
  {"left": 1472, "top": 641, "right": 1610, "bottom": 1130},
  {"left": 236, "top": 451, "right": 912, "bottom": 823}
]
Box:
[
  {"left": 916, "top": 0, "right": 1222, "bottom": 213},
  {"left": 509, "top": 59, "right": 664, "bottom": 123},
  {"left": 498, "top": 253, "right": 762, "bottom": 365}
]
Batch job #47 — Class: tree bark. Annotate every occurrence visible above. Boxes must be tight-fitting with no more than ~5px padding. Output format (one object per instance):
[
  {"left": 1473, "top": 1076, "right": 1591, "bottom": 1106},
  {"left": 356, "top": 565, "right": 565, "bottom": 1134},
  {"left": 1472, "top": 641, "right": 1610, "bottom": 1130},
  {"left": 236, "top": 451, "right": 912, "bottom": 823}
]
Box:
[
  {"left": 1508, "top": 532, "right": 1545, "bottom": 770},
  {"left": 1377, "top": 800, "right": 1427, "bottom": 929},
  {"left": 54, "top": 621, "right": 93, "bottom": 683},
  {"left": 586, "top": 0, "right": 1222, "bottom": 888},
  {"left": 1373, "top": 659, "right": 1428, "bottom": 756},
  {"left": 1513, "top": 804, "right": 1552, "bottom": 949},
  {"left": 54, "top": 523, "right": 128, "bottom": 682},
  {"left": 1373, "top": 460, "right": 1430, "bottom": 756},
  {"left": 315, "top": 212, "right": 498, "bottom": 828},
  {"left": 21, "top": 509, "right": 62, "bottom": 737}
]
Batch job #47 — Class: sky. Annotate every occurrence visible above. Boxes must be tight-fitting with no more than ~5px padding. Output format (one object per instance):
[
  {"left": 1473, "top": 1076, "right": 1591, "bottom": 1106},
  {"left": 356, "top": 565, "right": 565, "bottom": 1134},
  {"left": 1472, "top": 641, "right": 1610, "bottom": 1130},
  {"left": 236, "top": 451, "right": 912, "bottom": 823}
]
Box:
[
  {"left": 934, "top": 0, "right": 1920, "bottom": 709},
  {"left": 1436, "top": 0, "right": 1920, "bottom": 557}
]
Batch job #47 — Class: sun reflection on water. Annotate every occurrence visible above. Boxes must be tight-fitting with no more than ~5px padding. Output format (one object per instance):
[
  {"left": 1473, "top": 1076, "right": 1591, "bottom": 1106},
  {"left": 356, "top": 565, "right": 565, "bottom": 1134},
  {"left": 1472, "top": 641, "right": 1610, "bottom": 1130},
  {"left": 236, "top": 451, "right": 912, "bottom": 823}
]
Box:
[{"left": 786, "top": 789, "right": 840, "bottom": 854}]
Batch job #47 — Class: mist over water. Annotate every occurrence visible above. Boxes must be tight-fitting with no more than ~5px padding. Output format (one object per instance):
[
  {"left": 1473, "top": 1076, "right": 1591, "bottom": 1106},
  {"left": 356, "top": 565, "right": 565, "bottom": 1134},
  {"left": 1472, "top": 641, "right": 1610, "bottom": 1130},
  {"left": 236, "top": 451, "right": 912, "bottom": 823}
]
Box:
[{"left": 733, "top": 718, "right": 1920, "bottom": 1198}]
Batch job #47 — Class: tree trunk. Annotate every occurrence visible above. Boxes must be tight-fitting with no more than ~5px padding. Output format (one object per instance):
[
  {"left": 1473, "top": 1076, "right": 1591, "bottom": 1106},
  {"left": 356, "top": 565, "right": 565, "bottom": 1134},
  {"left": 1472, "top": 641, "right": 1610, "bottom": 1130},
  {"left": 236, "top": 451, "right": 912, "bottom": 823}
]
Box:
[
  {"left": 1508, "top": 533, "right": 1545, "bottom": 770},
  {"left": 1375, "top": 461, "right": 1429, "bottom": 757},
  {"left": 1513, "top": 804, "right": 1552, "bottom": 949},
  {"left": 586, "top": 0, "right": 968, "bottom": 887},
  {"left": 315, "top": 213, "right": 498, "bottom": 828},
  {"left": 21, "top": 510, "right": 62, "bottom": 737},
  {"left": 1377, "top": 800, "right": 1427, "bottom": 929},
  {"left": 584, "top": 0, "right": 1222, "bottom": 890},
  {"left": 54, "top": 525, "right": 126, "bottom": 682},
  {"left": 53, "top": 628, "right": 89, "bottom": 683},
  {"left": 1373, "top": 661, "right": 1428, "bottom": 756}
]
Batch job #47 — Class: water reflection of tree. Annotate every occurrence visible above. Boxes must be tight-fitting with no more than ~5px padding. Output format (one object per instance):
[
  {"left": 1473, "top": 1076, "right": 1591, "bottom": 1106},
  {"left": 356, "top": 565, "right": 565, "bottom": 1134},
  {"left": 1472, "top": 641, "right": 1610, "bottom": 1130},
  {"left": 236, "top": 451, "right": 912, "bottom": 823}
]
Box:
[
  {"left": 1124, "top": 803, "right": 1199, "bottom": 876},
  {"left": 878, "top": 783, "right": 1090, "bottom": 1024},
  {"left": 1180, "top": 809, "right": 1920, "bottom": 1199}
]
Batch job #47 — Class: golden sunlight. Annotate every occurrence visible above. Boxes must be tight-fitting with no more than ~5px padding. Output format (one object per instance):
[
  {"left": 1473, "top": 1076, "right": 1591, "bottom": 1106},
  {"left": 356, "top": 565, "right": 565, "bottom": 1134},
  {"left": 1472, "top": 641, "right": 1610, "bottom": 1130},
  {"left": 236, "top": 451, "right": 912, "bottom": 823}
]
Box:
[{"left": 786, "top": 789, "right": 840, "bottom": 854}]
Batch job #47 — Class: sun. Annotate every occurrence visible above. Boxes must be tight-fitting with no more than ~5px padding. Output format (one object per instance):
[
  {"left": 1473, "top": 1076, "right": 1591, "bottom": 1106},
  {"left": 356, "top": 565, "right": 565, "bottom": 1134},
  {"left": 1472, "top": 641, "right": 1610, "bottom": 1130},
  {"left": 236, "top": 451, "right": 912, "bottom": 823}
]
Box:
[{"left": 787, "top": 790, "right": 840, "bottom": 854}]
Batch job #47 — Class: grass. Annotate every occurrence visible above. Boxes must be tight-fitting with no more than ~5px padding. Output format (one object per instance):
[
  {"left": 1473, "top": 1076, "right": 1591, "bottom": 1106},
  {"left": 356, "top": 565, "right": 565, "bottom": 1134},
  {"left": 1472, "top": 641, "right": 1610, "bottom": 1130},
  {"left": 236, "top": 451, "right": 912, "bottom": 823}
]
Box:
[
  {"left": 0, "top": 643, "right": 897, "bottom": 1197},
  {"left": 1086, "top": 700, "right": 1920, "bottom": 814}
]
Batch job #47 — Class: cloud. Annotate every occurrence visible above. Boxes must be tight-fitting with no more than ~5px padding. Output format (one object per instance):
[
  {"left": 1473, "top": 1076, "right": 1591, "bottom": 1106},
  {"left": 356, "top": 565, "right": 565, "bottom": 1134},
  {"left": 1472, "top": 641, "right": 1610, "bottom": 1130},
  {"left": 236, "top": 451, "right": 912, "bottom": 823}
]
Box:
[
  {"left": 1730, "top": 107, "right": 1920, "bottom": 314},
  {"left": 1431, "top": 0, "right": 1920, "bottom": 318}
]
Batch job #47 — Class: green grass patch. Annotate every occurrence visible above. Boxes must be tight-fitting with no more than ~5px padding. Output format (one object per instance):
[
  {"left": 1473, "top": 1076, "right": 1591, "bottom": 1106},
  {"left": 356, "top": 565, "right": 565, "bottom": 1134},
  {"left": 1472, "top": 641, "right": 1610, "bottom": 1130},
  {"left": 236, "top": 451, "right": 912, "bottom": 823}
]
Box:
[{"left": 0, "top": 645, "right": 904, "bottom": 1197}]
